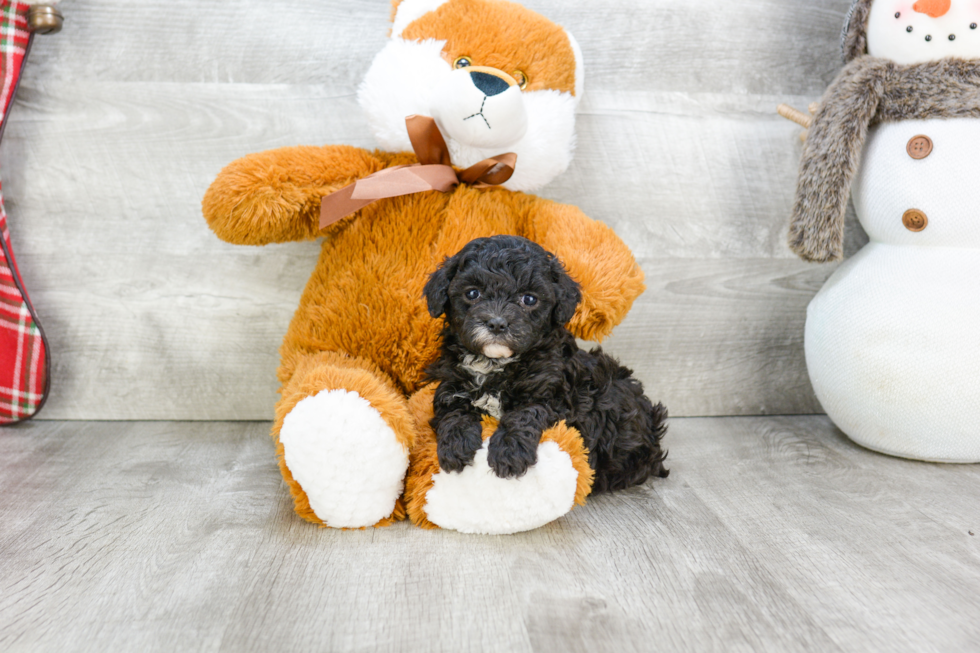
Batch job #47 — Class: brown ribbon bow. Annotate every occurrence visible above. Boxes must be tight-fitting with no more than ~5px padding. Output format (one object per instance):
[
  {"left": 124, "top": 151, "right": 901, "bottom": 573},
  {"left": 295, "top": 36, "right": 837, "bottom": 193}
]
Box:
[{"left": 319, "top": 115, "right": 518, "bottom": 228}]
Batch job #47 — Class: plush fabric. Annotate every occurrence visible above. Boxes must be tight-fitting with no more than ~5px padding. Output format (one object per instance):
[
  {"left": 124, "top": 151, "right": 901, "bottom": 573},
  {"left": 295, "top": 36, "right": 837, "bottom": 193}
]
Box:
[
  {"left": 806, "top": 243, "right": 980, "bottom": 462},
  {"left": 0, "top": 0, "right": 49, "bottom": 424},
  {"left": 842, "top": 0, "right": 874, "bottom": 63},
  {"left": 202, "top": 0, "right": 644, "bottom": 531},
  {"left": 851, "top": 117, "right": 980, "bottom": 248},
  {"left": 0, "top": 211, "right": 47, "bottom": 424},
  {"left": 404, "top": 385, "right": 594, "bottom": 531},
  {"left": 789, "top": 57, "right": 980, "bottom": 262},
  {"left": 807, "top": 117, "right": 980, "bottom": 462},
  {"left": 793, "top": 0, "right": 980, "bottom": 463},
  {"left": 399, "top": 0, "right": 578, "bottom": 96},
  {"left": 361, "top": 0, "right": 582, "bottom": 191}
]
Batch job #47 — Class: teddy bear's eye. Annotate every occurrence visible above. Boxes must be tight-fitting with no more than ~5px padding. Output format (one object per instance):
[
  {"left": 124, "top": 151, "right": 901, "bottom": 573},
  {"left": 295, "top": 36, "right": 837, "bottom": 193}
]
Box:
[
  {"left": 513, "top": 70, "right": 528, "bottom": 90},
  {"left": 454, "top": 56, "right": 472, "bottom": 69},
  {"left": 465, "top": 288, "right": 480, "bottom": 301},
  {"left": 521, "top": 294, "right": 537, "bottom": 307}
]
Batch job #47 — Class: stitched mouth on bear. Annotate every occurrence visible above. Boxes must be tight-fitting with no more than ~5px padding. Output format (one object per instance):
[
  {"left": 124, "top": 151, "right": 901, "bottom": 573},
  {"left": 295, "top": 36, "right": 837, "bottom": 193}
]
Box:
[
  {"left": 461, "top": 69, "right": 519, "bottom": 133},
  {"left": 431, "top": 67, "right": 528, "bottom": 149},
  {"left": 464, "top": 95, "right": 491, "bottom": 130}
]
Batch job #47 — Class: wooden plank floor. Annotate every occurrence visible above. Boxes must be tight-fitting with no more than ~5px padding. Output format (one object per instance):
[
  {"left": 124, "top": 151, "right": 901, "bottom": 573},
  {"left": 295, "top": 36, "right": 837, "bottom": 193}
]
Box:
[{"left": 1, "top": 418, "right": 978, "bottom": 653}]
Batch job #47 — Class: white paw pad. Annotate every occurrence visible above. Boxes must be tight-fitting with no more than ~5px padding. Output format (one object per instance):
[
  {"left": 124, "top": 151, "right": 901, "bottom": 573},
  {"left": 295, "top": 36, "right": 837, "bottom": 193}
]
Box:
[
  {"left": 423, "top": 440, "right": 579, "bottom": 535},
  {"left": 280, "top": 389, "right": 409, "bottom": 528}
]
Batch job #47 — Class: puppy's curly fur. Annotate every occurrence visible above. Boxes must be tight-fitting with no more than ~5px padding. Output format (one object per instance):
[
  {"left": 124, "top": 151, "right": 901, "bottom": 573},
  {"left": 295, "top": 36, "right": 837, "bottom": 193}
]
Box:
[{"left": 423, "top": 235, "right": 668, "bottom": 492}]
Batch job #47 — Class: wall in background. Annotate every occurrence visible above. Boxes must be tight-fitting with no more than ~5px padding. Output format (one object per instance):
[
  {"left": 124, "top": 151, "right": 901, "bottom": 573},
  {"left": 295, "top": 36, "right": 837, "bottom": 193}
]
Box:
[{"left": 1, "top": 0, "right": 867, "bottom": 420}]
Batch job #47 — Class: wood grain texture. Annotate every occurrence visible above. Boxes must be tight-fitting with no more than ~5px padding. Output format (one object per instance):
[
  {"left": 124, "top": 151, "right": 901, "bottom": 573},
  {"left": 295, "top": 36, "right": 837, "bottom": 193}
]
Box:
[
  {"left": 0, "top": 0, "right": 869, "bottom": 419},
  {"left": 1, "top": 418, "right": 977, "bottom": 652}
]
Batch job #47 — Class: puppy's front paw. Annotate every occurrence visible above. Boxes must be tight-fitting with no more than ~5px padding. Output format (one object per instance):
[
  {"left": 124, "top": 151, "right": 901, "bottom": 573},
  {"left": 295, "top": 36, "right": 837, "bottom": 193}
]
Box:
[
  {"left": 436, "top": 417, "right": 484, "bottom": 473},
  {"left": 487, "top": 427, "right": 539, "bottom": 478}
]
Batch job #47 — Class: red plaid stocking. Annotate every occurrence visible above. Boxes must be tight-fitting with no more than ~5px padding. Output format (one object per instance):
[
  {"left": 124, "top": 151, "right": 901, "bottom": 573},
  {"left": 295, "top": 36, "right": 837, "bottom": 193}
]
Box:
[{"left": 0, "top": 1, "right": 49, "bottom": 423}]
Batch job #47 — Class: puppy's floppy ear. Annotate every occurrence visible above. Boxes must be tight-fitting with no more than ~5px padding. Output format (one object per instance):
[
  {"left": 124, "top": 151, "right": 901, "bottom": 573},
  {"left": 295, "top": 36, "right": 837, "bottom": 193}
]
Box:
[
  {"left": 549, "top": 255, "right": 582, "bottom": 327},
  {"left": 423, "top": 253, "right": 461, "bottom": 318}
]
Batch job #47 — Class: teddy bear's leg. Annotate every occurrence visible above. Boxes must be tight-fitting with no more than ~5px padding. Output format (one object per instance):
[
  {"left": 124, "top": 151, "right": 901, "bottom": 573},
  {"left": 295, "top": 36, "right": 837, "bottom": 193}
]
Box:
[
  {"left": 404, "top": 386, "right": 594, "bottom": 534},
  {"left": 274, "top": 351, "right": 416, "bottom": 528}
]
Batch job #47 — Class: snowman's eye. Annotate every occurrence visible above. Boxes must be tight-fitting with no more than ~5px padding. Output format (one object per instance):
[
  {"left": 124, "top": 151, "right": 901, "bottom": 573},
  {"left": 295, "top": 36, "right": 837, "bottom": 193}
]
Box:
[{"left": 454, "top": 56, "right": 472, "bottom": 69}]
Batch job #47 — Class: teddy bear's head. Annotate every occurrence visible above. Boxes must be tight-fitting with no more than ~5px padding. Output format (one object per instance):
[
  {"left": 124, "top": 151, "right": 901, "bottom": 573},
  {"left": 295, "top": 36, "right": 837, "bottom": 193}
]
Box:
[
  {"left": 843, "top": 0, "right": 980, "bottom": 64},
  {"left": 358, "top": 0, "right": 583, "bottom": 192}
]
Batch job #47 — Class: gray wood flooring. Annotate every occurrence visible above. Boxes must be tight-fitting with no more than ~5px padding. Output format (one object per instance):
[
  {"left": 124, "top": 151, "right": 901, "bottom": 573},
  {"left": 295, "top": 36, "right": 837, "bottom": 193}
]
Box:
[
  {"left": 2, "top": 418, "right": 978, "bottom": 653},
  {"left": 0, "top": 0, "right": 867, "bottom": 420}
]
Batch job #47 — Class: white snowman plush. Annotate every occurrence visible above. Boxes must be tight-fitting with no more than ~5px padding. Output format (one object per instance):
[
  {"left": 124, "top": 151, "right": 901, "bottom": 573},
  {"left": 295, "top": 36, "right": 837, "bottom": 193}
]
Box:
[{"left": 788, "top": 0, "right": 980, "bottom": 462}]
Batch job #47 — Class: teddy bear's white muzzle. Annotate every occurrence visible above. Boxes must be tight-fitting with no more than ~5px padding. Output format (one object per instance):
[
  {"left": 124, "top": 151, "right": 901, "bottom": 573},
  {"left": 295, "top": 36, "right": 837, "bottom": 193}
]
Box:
[{"left": 432, "top": 68, "right": 528, "bottom": 150}]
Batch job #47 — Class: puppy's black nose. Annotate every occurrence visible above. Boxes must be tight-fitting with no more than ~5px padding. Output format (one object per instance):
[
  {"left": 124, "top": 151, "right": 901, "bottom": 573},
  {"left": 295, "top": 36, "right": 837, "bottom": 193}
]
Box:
[
  {"left": 487, "top": 316, "right": 509, "bottom": 334},
  {"left": 470, "top": 71, "right": 510, "bottom": 97}
]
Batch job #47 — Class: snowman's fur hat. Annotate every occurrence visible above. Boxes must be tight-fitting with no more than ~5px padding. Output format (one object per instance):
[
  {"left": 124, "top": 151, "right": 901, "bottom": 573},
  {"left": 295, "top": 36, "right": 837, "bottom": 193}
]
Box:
[
  {"left": 358, "top": 0, "right": 583, "bottom": 193},
  {"left": 789, "top": 1, "right": 980, "bottom": 262},
  {"left": 841, "top": 0, "right": 874, "bottom": 63}
]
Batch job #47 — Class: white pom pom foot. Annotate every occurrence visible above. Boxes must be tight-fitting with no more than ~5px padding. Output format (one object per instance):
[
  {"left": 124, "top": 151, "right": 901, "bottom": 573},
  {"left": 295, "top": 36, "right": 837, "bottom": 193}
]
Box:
[
  {"left": 279, "top": 389, "right": 409, "bottom": 528},
  {"left": 423, "top": 440, "right": 579, "bottom": 535}
]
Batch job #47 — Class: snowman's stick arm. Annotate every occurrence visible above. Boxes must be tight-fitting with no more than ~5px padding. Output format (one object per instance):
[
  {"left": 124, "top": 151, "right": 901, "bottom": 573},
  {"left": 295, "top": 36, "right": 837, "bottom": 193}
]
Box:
[
  {"left": 777, "top": 104, "right": 813, "bottom": 129},
  {"left": 777, "top": 103, "right": 822, "bottom": 142}
]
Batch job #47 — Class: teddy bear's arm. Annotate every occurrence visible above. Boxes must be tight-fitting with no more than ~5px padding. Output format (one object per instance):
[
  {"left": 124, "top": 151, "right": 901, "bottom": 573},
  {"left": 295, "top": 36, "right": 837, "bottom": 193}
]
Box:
[
  {"left": 202, "top": 145, "right": 407, "bottom": 245},
  {"left": 525, "top": 201, "right": 645, "bottom": 342}
]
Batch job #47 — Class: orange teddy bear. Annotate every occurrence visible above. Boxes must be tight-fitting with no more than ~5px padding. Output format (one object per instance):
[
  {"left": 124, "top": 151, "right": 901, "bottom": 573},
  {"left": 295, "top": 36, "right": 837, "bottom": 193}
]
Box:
[{"left": 202, "top": 0, "right": 645, "bottom": 534}]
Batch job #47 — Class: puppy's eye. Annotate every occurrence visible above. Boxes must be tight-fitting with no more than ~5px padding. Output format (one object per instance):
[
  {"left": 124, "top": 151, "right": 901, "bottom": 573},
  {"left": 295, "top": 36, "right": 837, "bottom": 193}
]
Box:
[
  {"left": 465, "top": 288, "right": 480, "bottom": 301},
  {"left": 454, "top": 56, "right": 472, "bottom": 69},
  {"left": 521, "top": 294, "right": 538, "bottom": 307},
  {"left": 513, "top": 70, "right": 528, "bottom": 90}
]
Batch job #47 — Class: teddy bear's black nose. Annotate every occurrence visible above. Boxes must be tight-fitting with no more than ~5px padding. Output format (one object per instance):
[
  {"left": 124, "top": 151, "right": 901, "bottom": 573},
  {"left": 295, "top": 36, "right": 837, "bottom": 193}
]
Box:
[
  {"left": 470, "top": 71, "right": 511, "bottom": 97},
  {"left": 487, "top": 316, "right": 509, "bottom": 334}
]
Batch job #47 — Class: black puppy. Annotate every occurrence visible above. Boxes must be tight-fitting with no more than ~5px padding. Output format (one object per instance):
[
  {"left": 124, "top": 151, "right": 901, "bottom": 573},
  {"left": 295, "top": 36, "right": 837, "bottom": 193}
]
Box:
[{"left": 423, "top": 235, "right": 668, "bottom": 493}]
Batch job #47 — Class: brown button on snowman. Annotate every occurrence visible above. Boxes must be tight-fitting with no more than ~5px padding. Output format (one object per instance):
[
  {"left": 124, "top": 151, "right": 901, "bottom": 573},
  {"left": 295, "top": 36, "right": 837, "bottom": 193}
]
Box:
[
  {"left": 782, "top": 0, "right": 980, "bottom": 462},
  {"left": 906, "top": 134, "right": 933, "bottom": 159}
]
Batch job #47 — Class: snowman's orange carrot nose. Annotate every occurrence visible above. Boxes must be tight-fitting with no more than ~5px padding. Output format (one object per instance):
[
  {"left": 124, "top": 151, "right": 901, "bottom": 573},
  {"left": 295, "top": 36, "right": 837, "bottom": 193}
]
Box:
[{"left": 913, "top": 0, "right": 951, "bottom": 18}]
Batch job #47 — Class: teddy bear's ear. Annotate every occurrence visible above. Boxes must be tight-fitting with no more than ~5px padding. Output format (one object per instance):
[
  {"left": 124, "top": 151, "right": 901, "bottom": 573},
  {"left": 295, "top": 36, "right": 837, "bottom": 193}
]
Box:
[
  {"left": 423, "top": 253, "right": 462, "bottom": 319},
  {"left": 549, "top": 256, "right": 582, "bottom": 327},
  {"left": 389, "top": 0, "right": 451, "bottom": 38},
  {"left": 389, "top": 0, "right": 403, "bottom": 22},
  {"left": 564, "top": 29, "right": 585, "bottom": 102}
]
